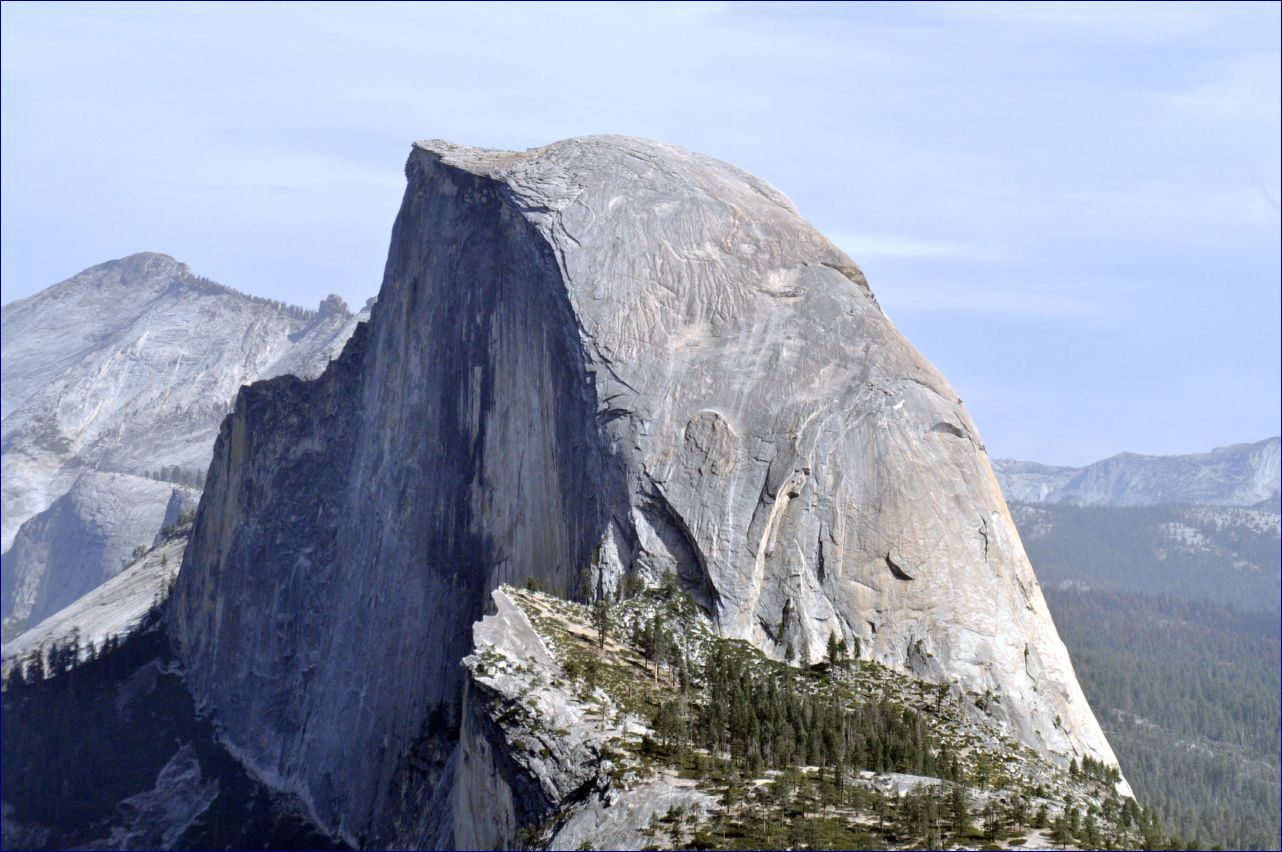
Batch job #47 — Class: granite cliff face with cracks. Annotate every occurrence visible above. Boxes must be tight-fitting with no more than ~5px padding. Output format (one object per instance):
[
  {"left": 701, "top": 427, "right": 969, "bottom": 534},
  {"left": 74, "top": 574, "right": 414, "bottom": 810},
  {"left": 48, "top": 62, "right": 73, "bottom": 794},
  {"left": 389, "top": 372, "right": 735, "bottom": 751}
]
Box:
[{"left": 169, "top": 136, "right": 1126, "bottom": 847}]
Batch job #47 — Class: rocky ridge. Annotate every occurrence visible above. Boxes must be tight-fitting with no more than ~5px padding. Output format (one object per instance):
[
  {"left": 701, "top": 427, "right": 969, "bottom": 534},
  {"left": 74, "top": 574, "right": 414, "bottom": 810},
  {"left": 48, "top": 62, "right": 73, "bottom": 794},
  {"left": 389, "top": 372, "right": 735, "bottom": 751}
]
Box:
[
  {"left": 993, "top": 438, "right": 1280, "bottom": 508},
  {"left": 0, "top": 472, "right": 196, "bottom": 632},
  {"left": 452, "top": 584, "right": 1149, "bottom": 850},
  {"left": 2, "top": 528, "right": 190, "bottom": 675},
  {"left": 998, "top": 442, "right": 1281, "bottom": 614}
]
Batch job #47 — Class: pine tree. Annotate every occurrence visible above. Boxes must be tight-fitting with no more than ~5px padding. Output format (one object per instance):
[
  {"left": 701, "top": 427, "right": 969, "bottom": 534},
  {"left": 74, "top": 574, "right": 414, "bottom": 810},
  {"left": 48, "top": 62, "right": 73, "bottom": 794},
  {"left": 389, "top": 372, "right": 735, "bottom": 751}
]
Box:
[
  {"left": 643, "top": 613, "right": 667, "bottom": 683},
  {"left": 622, "top": 571, "right": 645, "bottom": 599},
  {"left": 951, "top": 783, "right": 975, "bottom": 839},
  {"left": 1009, "top": 793, "right": 1028, "bottom": 831},
  {"left": 1051, "top": 812, "right": 1072, "bottom": 849},
  {"left": 983, "top": 797, "right": 1002, "bottom": 841},
  {"left": 591, "top": 599, "right": 611, "bottom": 650}
]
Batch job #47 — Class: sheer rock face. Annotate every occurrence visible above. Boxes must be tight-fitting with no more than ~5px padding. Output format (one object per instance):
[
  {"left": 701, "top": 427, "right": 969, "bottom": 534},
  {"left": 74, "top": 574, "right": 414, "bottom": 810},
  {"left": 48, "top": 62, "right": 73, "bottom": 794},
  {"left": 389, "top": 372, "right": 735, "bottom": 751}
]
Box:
[{"left": 169, "top": 136, "right": 1125, "bottom": 846}]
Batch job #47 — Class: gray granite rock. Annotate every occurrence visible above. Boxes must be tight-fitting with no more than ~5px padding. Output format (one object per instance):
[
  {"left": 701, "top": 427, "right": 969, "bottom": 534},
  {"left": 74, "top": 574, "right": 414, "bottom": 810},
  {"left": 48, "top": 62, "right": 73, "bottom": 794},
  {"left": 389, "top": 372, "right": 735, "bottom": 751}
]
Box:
[
  {"left": 1, "top": 253, "right": 367, "bottom": 550},
  {"left": 2, "top": 531, "right": 188, "bottom": 672},
  {"left": 453, "top": 589, "right": 717, "bottom": 852},
  {"left": 1, "top": 253, "right": 370, "bottom": 636},
  {"left": 546, "top": 777, "right": 715, "bottom": 852},
  {"left": 1, "top": 472, "right": 195, "bottom": 628},
  {"left": 169, "top": 136, "right": 1126, "bottom": 847},
  {"left": 97, "top": 743, "right": 219, "bottom": 851},
  {"left": 452, "top": 590, "right": 605, "bottom": 849}
]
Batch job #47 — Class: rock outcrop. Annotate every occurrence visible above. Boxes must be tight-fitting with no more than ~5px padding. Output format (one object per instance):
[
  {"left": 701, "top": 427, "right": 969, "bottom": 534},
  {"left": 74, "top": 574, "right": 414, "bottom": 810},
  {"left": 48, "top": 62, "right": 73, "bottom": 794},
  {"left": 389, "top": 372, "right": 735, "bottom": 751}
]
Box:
[
  {"left": 2, "top": 530, "right": 189, "bottom": 673},
  {"left": 169, "top": 136, "right": 1125, "bottom": 847},
  {"left": 456, "top": 589, "right": 618, "bottom": 850},
  {"left": 453, "top": 585, "right": 1128, "bottom": 851}
]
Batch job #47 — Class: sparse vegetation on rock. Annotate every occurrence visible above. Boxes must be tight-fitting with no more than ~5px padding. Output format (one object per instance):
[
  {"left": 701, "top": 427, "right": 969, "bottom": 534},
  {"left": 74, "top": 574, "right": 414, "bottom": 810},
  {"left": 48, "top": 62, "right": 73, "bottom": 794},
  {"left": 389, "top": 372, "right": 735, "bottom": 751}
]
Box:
[{"left": 464, "top": 581, "right": 1182, "bottom": 850}]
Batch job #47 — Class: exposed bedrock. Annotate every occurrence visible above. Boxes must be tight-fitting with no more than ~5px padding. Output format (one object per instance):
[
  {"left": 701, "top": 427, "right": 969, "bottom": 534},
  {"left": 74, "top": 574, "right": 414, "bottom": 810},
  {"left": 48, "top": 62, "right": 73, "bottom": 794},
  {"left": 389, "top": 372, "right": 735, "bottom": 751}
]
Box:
[
  {"left": 169, "top": 135, "right": 1125, "bottom": 847},
  {"left": 1, "top": 471, "right": 198, "bottom": 628}
]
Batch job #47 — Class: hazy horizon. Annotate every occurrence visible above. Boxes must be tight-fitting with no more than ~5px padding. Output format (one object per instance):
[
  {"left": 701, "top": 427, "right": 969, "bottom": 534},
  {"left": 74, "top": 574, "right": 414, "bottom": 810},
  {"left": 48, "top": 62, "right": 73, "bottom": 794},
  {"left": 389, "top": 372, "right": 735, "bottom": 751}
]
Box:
[{"left": 3, "top": 2, "right": 1278, "bottom": 466}]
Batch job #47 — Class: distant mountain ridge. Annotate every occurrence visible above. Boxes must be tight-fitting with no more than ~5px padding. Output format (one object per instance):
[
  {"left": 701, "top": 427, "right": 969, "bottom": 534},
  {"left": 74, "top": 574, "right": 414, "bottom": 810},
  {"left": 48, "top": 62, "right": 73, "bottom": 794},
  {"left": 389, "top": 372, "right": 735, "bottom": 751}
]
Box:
[
  {"left": 993, "top": 438, "right": 1280, "bottom": 508},
  {"left": 1, "top": 252, "right": 369, "bottom": 634},
  {"left": 995, "top": 440, "right": 1282, "bottom": 849}
]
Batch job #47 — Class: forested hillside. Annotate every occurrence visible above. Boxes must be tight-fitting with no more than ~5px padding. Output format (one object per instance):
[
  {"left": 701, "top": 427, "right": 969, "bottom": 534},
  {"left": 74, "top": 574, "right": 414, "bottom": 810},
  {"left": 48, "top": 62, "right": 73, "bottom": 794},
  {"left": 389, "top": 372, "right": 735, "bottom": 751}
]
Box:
[
  {"left": 1008, "top": 492, "right": 1281, "bottom": 849},
  {"left": 1044, "top": 586, "right": 1280, "bottom": 849},
  {"left": 1014, "top": 502, "right": 1279, "bottom": 612}
]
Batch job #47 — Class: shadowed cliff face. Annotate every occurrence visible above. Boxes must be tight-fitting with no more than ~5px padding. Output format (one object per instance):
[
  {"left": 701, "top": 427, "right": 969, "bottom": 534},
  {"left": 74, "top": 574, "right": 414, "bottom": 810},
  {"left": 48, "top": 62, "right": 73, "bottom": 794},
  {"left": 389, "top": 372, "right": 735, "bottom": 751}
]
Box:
[
  {"left": 169, "top": 136, "right": 1125, "bottom": 847},
  {"left": 168, "top": 151, "right": 622, "bottom": 846}
]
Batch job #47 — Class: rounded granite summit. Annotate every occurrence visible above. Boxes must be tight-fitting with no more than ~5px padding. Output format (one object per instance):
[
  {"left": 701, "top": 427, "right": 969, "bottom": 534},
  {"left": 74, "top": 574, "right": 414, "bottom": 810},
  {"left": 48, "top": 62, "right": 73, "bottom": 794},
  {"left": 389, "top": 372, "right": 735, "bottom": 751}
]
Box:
[{"left": 170, "top": 135, "right": 1129, "bottom": 848}]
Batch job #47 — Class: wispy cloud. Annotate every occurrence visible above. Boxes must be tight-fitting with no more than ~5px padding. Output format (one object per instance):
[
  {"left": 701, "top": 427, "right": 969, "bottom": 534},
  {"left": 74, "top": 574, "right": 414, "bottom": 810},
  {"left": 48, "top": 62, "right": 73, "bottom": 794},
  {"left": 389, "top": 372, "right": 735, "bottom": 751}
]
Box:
[
  {"left": 1, "top": 2, "right": 1276, "bottom": 461},
  {"left": 830, "top": 232, "right": 1006, "bottom": 264},
  {"left": 1161, "top": 51, "right": 1282, "bottom": 121},
  {"left": 922, "top": 1, "right": 1236, "bottom": 41}
]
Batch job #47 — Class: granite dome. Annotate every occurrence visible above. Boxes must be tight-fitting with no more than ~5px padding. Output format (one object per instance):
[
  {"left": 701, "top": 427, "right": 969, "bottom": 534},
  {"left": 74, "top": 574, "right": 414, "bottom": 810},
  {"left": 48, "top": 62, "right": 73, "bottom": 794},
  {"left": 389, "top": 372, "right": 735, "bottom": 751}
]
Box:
[{"left": 170, "top": 136, "right": 1126, "bottom": 846}]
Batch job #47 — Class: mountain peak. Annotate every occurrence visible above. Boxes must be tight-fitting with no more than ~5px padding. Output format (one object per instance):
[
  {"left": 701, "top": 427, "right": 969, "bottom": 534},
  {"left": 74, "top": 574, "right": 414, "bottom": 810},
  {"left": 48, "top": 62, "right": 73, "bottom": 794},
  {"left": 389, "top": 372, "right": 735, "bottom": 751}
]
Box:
[
  {"left": 77, "top": 252, "right": 192, "bottom": 288},
  {"left": 412, "top": 135, "right": 803, "bottom": 217},
  {"left": 1, "top": 255, "right": 371, "bottom": 554},
  {"left": 107, "top": 250, "right": 186, "bottom": 269},
  {"left": 317, "top": 293, "right": 350, "bottom": 319}
]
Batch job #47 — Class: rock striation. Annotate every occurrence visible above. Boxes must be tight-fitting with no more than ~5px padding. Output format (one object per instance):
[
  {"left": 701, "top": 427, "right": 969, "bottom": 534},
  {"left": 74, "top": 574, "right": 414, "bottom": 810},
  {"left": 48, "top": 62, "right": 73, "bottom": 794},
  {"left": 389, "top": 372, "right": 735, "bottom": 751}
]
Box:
[{"left": 169, "top": 136, "right": 1126, "bottom": 847}]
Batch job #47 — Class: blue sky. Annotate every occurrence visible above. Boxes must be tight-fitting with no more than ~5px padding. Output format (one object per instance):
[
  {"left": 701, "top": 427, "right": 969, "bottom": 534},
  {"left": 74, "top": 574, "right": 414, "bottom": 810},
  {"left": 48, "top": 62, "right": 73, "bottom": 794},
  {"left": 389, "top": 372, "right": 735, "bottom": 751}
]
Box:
[{"left": 2, "top": 1, "right": 1278, "bottom": 465}]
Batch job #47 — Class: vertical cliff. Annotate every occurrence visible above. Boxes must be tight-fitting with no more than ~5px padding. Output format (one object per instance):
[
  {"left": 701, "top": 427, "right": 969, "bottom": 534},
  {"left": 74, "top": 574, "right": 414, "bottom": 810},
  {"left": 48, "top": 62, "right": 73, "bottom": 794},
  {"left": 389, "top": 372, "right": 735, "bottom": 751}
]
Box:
[
  {"left": 169, "top": 136, "right": 1124, "bottom": 847},
  {"left": 169, "top": 148, "right": 623, "bottom": 846}
]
